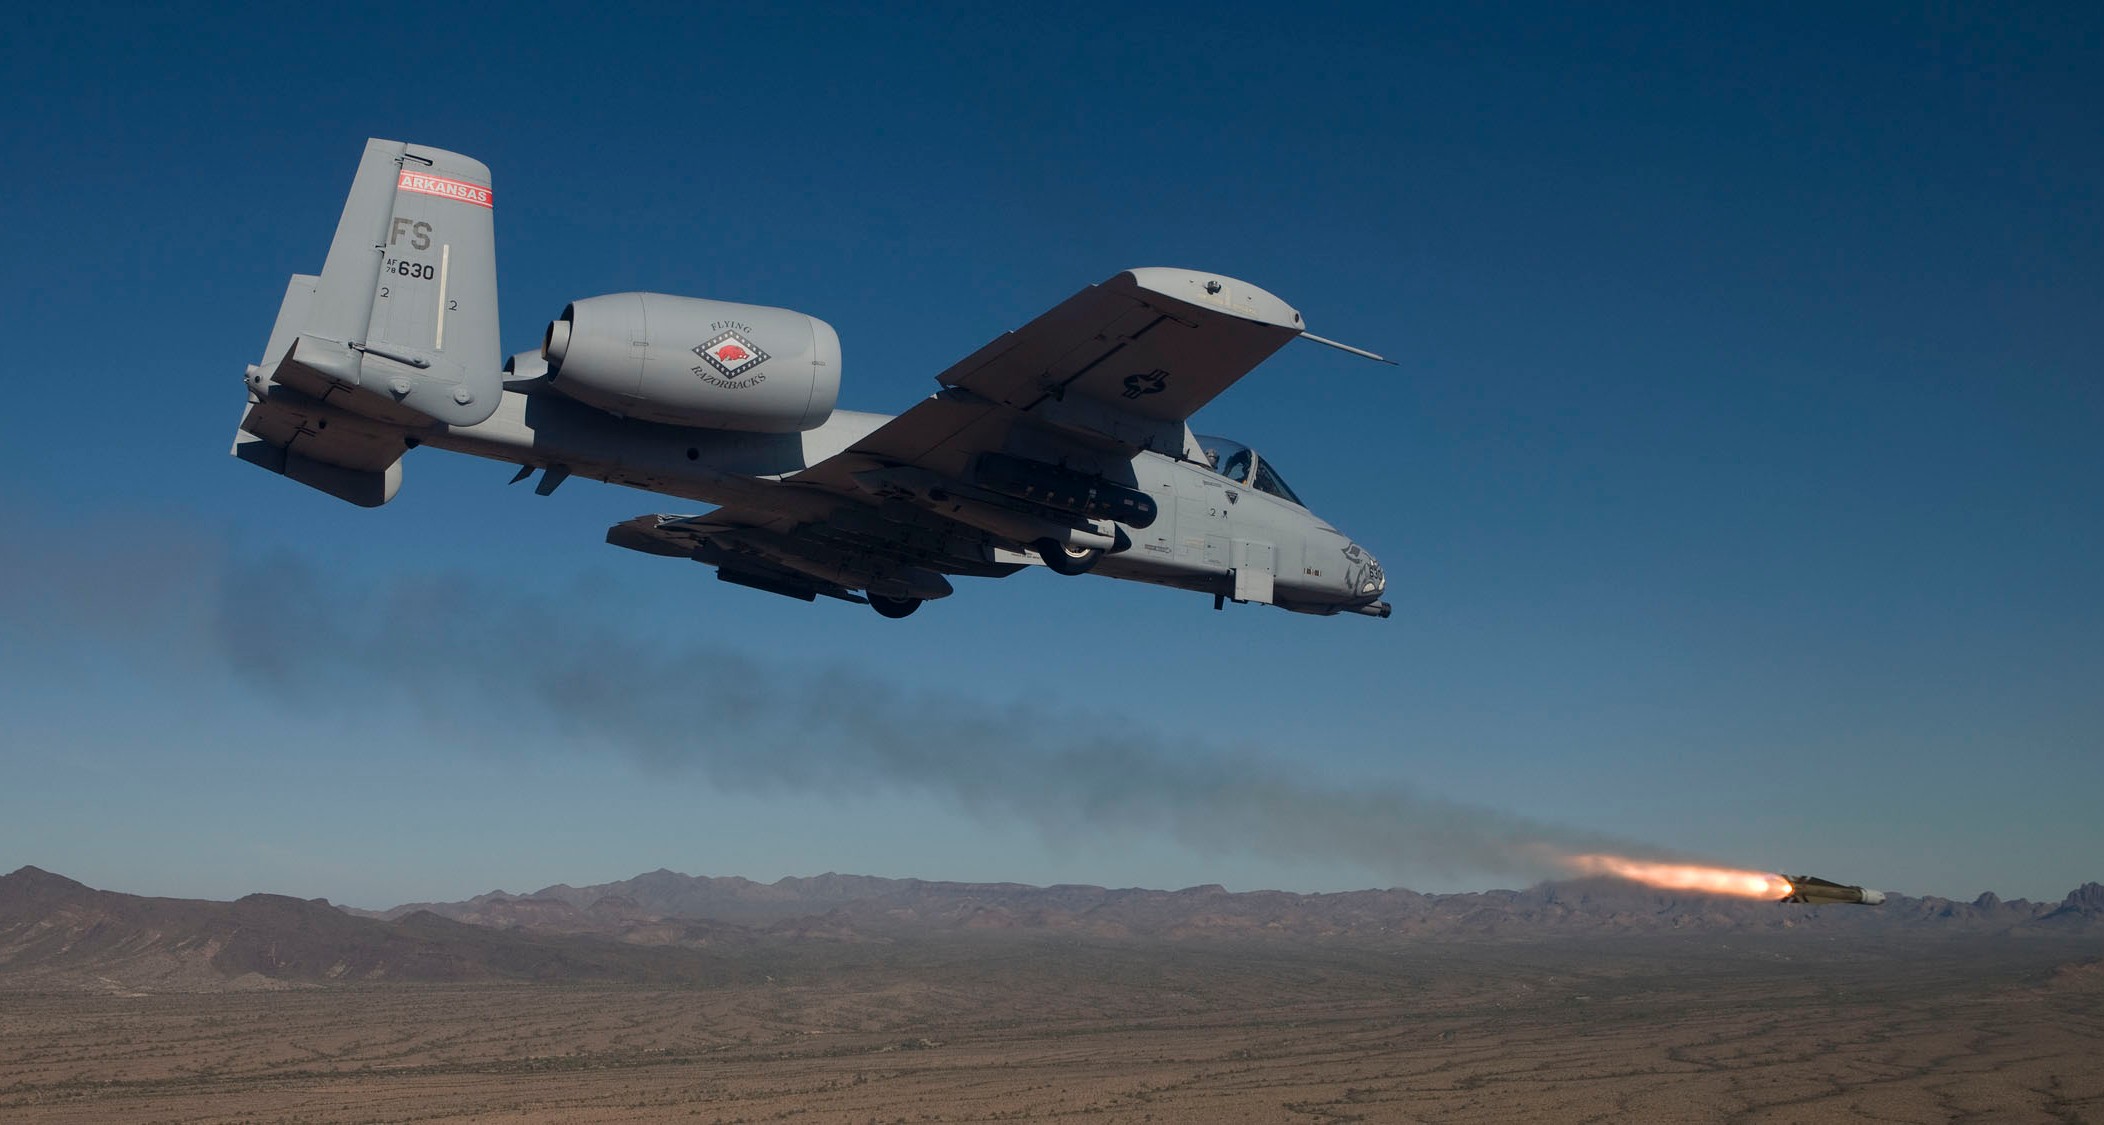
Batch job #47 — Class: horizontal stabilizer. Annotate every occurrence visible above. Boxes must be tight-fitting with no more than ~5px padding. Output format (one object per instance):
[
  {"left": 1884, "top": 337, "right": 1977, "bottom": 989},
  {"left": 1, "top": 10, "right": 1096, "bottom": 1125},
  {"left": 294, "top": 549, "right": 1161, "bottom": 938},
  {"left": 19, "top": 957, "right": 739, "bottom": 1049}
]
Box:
[{"left": 231, "top": 428, "right": 401, "bottom": 508}]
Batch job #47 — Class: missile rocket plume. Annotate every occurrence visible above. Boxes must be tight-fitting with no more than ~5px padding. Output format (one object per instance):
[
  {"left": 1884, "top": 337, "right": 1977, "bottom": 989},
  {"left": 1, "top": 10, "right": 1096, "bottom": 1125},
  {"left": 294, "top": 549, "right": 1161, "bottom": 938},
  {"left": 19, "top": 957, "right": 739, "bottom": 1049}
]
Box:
[
  {"left": 0, "top": 530, "right": 1902, "bottom": 900},
  {"left": 1557, "top": 853, "right": 1795, "bottom": 899}
]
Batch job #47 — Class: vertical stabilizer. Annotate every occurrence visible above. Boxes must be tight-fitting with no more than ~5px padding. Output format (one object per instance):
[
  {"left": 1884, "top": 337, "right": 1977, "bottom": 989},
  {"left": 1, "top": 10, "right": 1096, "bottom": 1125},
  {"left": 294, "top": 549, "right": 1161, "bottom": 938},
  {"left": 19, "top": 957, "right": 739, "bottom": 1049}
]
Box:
[{"left": 264, "top": 138, "right": 501, "bottom": 427}]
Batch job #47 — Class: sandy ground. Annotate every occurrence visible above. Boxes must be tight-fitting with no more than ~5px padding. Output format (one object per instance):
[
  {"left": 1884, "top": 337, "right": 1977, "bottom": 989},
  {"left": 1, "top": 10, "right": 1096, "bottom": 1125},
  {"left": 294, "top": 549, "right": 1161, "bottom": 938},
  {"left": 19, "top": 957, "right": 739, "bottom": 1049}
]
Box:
[{"left": 2, "top": 935, "right": 2099, "bottom": 1123}]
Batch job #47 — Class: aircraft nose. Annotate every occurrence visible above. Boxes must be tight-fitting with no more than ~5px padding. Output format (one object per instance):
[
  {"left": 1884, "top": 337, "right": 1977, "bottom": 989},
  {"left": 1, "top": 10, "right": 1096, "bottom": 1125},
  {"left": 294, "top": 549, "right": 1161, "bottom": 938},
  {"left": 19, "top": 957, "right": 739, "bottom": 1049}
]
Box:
[
  {"left": 1354, "top": 550, "right": 1388, "bottom": 597},
  {"left": 1348, "top": 547, "right": 1391, "bottom": 618},
  {"left": 1348, "top": 544, "right": 1385, "bottom": 599}
]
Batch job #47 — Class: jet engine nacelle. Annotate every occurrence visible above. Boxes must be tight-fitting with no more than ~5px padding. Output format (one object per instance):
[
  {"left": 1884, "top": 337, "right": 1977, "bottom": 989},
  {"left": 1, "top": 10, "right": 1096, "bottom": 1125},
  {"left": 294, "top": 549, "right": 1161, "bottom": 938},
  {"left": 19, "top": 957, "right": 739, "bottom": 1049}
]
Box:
[{"left": 541, "top": 292, "right": 840, "bottom": 433}]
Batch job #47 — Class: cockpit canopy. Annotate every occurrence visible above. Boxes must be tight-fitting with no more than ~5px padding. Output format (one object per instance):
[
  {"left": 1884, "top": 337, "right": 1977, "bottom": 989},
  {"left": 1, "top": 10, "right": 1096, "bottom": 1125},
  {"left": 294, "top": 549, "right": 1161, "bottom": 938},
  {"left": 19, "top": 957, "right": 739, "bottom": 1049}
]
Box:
[{"left": 1197, "top": 435, "right": 1305, "bottom": 506}]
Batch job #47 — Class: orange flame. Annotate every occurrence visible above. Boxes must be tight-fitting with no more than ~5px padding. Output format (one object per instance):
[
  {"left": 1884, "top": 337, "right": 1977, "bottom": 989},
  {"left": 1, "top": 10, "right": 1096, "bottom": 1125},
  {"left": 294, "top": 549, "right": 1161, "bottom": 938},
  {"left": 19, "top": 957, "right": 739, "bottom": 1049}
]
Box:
[{"left": 1558, "top": 853, "right": 1793, "bottom": 899}]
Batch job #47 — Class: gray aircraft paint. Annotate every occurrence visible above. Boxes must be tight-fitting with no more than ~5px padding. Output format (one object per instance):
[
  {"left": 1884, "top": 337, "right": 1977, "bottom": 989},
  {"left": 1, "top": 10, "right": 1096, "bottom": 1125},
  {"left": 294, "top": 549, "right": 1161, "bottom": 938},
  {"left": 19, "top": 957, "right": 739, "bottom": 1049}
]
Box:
[{"left": 234, "top": 139, "right": 1389, "bottom": 620}]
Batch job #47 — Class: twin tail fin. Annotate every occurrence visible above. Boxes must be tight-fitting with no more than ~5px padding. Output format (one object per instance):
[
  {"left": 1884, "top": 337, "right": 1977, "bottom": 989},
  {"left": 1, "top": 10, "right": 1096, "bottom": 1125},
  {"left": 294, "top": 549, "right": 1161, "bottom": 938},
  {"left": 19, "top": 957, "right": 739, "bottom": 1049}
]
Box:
[{"left": 234, "top": 139, "right": 501, "bottom": 506}]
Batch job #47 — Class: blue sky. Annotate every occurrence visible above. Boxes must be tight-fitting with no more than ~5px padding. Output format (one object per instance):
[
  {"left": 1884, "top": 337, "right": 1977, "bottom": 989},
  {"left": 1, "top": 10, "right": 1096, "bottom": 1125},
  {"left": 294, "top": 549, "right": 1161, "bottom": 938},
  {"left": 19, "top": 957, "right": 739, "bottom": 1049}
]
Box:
[{"left": 1, "top": 4, "right": 2098, "bottom": 908}]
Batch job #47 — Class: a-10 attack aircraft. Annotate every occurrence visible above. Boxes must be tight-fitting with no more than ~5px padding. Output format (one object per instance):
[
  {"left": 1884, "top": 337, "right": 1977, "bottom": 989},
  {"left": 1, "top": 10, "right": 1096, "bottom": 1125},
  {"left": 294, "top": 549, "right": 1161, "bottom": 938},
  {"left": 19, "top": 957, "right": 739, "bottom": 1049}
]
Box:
[{"left": 234, "top": 139, "right": 1392, "bottom": 620}]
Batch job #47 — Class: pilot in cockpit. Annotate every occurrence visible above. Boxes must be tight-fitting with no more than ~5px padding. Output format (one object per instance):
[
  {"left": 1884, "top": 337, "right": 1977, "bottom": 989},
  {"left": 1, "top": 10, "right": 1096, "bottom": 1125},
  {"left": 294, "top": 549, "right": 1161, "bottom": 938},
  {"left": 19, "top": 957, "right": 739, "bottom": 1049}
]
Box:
[{"left": 1199, "top": 435, "right": 1304, "bottom": 506}]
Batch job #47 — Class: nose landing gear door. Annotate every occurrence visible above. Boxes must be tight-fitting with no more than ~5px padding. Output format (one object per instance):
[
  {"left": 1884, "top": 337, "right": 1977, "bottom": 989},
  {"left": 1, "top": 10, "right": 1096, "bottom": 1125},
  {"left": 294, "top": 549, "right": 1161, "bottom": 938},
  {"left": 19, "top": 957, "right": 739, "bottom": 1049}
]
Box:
[{"left": 1233, "top": 539, "right": 1276, "bottom": 604}]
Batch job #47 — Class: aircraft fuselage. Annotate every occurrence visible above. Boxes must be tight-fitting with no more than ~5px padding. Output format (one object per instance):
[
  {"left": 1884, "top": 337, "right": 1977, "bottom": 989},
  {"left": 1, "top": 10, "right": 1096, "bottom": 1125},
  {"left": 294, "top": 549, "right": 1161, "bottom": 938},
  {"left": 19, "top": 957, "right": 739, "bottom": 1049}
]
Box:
[{"left": 391, "top": 387, "right": 1384, "bottom": 614}]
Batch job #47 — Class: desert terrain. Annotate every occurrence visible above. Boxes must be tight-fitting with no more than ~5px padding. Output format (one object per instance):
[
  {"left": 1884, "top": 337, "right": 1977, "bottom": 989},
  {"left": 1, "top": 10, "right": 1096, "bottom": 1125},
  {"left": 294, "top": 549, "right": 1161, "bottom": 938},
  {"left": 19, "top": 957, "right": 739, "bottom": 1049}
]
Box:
[{"left": 3, "top": 868, "right": 2100, "bottom": 1122}]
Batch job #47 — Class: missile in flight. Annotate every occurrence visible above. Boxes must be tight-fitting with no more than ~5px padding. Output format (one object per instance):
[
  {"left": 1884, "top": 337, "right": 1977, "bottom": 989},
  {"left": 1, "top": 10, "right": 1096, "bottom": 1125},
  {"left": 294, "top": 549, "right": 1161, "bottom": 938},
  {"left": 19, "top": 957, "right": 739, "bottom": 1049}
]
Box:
[{"left": 1780, "top": 875, "right": 1886, "bottom": 906}]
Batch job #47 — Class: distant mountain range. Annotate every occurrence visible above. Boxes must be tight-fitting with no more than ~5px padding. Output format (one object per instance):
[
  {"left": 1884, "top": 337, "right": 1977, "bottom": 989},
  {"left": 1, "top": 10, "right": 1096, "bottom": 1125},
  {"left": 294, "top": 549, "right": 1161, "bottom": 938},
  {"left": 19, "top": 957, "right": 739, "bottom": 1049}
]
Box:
[
  {"left": 5, "top": 865, "right": 2100, "bottom": 991},
  {"left": 0, "top": 867, "right": 747, "bottom": 991},
  {"left": 361, "top": 868, "right": 2104, "bottom": 942}
]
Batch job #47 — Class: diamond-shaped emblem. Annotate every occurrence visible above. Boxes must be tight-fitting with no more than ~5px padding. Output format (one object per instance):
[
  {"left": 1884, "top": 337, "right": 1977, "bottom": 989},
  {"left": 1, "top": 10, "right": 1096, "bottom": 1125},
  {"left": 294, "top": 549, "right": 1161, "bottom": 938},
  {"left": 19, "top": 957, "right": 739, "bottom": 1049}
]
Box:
[{"left": 693, "top": 331, "right": 770, "bottom": 380}]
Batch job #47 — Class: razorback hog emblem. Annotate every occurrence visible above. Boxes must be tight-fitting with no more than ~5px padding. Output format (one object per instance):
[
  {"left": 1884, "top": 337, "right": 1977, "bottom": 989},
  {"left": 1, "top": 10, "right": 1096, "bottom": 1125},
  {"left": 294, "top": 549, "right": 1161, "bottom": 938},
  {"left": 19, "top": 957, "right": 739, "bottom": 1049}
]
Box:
[{"left": 694, "top": 331, "right": 770, "bottom": 380}]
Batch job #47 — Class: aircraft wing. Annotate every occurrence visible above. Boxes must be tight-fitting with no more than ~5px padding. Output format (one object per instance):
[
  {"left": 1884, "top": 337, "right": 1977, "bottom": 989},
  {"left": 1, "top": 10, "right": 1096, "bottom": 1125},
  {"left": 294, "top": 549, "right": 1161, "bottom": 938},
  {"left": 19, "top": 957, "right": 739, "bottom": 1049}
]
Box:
[
  {"left": 795, "top": 267, "right": 1306, "bottom": 492},
  {"left": 937, "top": 267, "right": 1305, "bottom": 425},
  {"left": 606, "top": 268, "right": 1306, "bottom": 598},
  {"left": 900, "top": 267, "right": 1304, "bottom": 461}
]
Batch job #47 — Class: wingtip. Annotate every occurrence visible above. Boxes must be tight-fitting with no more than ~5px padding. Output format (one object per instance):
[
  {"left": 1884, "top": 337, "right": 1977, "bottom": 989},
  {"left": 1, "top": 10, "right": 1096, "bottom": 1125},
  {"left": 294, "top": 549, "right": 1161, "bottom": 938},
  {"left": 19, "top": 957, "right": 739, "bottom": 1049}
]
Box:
[{"left": 1118, "top": 268, "right": 1303, "bottom": 330}]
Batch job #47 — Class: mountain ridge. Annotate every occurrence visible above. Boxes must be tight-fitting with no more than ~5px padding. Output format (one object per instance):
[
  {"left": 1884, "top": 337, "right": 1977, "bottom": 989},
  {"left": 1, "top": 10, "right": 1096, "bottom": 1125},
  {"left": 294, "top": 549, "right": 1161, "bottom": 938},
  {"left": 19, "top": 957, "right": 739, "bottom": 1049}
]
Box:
[
  {"left": 360, "top": 866, "right": 2102, "bottom": 939},
  {"left": 7, "top": 865, "right": 2100, "bottom": 993},
  {"left": 0, "top": 865, "right": 750, "bottom": 991}
]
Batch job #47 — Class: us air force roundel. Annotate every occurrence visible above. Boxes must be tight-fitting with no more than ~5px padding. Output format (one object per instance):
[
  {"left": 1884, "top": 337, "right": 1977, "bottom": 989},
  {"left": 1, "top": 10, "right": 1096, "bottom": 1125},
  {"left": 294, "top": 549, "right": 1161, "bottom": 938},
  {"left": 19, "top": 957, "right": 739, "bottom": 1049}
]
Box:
[{"left": 1122, "top": 369, "right": 1169, "bottom": 399}]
